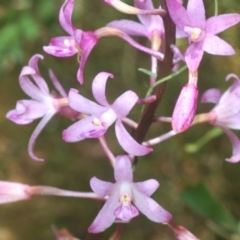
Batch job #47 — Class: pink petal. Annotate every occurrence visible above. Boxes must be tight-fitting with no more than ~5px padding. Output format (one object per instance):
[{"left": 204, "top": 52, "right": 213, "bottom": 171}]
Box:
[
  {"left": 133, "top": 188, "right": 172, "bottom": 223},
  {"left": 68, "top": 89, "right": 106, "bottom": 115},
  {"left": 219, "top": 127, "right": 240, "bottom": 163},
  {"left": 187, "top": 0, "right": 206, "bottom": 28},
  {"left": 59, "top": 0, "right": 75, "bottom": 35},
  {"left": 115, "top": 120, "right": 152, "bottom": 156},
  {"left": 6, "top": 109, "right": 34, "bottom": 125},
  {"left": 206, "top": 14, "right": 240, "bottom": 35},
  {"left": 134, "top": 179, "right": 159, "bottom": 196},
  {"left": 116, "top": 31, "right": 164, "bottom": 60},
  {"left": 88, "top": 191, "right": 119, "bottom": 233},
  {"left": 77, "top": 31, "right": 98, "bottom": 84},
  {"left": 203, "top": 34, "right": 235, "bottom": 55},
  {"left": 201, "top": 88, "right": 221, "bottom": 104},
  {"left": 114, "top": 203, "right": 139, "bottom": 221},
  {"left": 11, "top": 100, "right": 51, "bottom": 121},
  {"left": 184, "top": 41, "right": 204, "bottom": 72},
  {"left": 134, "top": 0, "right": 154, "bottom": 27},
  {"left": 114, "top": 155, "right": 133, "bottom": 182},
  {"left": 43, "top": 36, "right": 78, "bottom": 57},
  {"left": 28, "top": 54, "right": 49, "bottom": 94},
  {"left": 19, "top": 66, "right": 48, "bottom": 101},
  {"left": 166, "top": 0, "right": 190, "bottom": 30},
  {"left": 111, "top": 91, "right": 138, "bottom": 118},
  {"left": 90, "top": 177, "right": 114, "bottom": 198},
  {"left": 92, "top": 72, "right": 113, "bottom": 107},
  {"left": 107, "top": 20, "right": 150, "bottom": 39},
  {"left": 48, "top": 70, "right": 67, "bottom": 97},
  {"left": 28, "top": 112, "right": 56, "bottom": 161},
  {"left": 62, "top": 117, "right": 107, "bottom": 142}
]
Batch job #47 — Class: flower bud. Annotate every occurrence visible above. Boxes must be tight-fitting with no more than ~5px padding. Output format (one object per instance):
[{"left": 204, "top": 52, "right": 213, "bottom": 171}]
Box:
[
  {"left": 0, "top": 181, "right": 31, "bottom": 204},
  {"left": 172, "top": 83, "right": 198, "bottom": 132},
  {"left": 173, "top": 225, "right": 199, "bottom": 240}
]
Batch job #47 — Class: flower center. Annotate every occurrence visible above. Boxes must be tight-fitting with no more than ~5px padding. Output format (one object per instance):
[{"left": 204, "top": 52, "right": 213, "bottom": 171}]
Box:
[
  {"left": 92, "top": 117, "right": 102, "bottom": 126},
  {"left": 120, "top": 194, "right": 131, "bottom": 203},
  {"left": 64, "top": 39, "right": 71, "bottom": 47},
  {"left": 191, "top": 28, "right": 202, "bottom": 41}
]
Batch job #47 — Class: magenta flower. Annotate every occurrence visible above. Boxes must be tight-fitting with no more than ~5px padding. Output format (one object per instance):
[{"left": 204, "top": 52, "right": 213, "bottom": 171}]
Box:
[
  {"left": 88, "top": 155, "right": 172, "bottom": 233},
  {"left": 62, "top": 72, "right": 152, "bottom": 156},
  {"left": 0, "top": 181, "right": 31, "bottom": 204},
  {"left": 167, "top": 0, "right": 240, "bottom": 72},
  {"left": 43, "top": 0, "right": 164, "bottom": 84},
  {"left": 201, "top": 74, "right": 240, "bottom": 162},
  {"left": 6, "top": 54, "right": 77, "bottom": 161}
]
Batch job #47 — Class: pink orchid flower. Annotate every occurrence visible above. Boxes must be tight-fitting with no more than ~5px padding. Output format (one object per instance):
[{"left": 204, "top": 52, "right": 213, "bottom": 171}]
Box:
[
  {"left": 62, "top": 72, "right": 152, "bottom": 156},
  {"left": 43, "top": 0, "right": 164, "bottom": 84},
  {"left": 201, "top": 74, "right": 240, "bottom": 162},
  {"left": 6, "top": 54, "right": 77, "bottom": 161},
  {"left": 88, "top": 155, "right": 172, "bottom": 233},
  {"left": 167, "top": 0, "right": 240, "bottom": 72}
]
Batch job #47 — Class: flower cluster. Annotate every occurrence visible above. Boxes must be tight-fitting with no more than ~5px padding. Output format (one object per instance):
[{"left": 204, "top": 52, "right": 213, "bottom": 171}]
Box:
[{"left": 3, "top": 0, "right": 240, "bottom": 238}]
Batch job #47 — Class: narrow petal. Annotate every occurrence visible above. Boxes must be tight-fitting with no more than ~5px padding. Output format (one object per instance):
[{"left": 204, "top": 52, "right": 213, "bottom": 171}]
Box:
[
  {"left": 6, "top": 109, "right": 34, "bottom": 125},
  {"left": 218, "top": 127, "right": 240, "bottom": 163},
  {"left": 90, "top": 177, "right": 114, "bottom": 198},
  {"left": 28, "top": 111, "right": 56, "bottom": 161},
  {"left": 59, "top": 0, "right": 75, "bottom": 35},
  {"left": 92, "top": 72, "right": 113, "bottom": 106},
  {"left": 206, "top": 14, "right": 240, "bottom": 35},
  {"left": 28, "top": 54, "right": 49, "bottom": 94},
  {"left": 111, "top": 91, "right": 138, "bottom": 118},
  {"left": 184, "top": 42, "right": 204, "bottom": 72},
  {"left": 49, "top": 70, "right": 67, "bottom": 97},
  {"left": 187, "top": 0, "right": 205, "bottom": 28},
  {"left": 62, "top": 117, "right": 106, "bottom": 142},
  {"left": 43, "top": 36, "right": 78, "bottom": 57},
  {"left": 203, "top": 34, "right": 235, "bottom": 55},
  {"left": 88, "top": 191, "right": 119, "bottom": 233},
  {"left": 166, "top": 0, "right": 190, "bottom": 30},
  {"left": 114, "top": 155, "right": 133, "bottom": 182},
  {"left": 201, "top": 88, "right": 221, "bottom": 104},
  {"left": 77, "top": 31, "right": 98, "bottom": 84},
  {"left": 134, "top": 0, "right": 155, "bottom": 28},
  {"left": 19, "top": 66, "right": 47, "bottom": 101},
  {"left": 115, "top": 120, "right": 152, "bottom": 156},
  {"left": 133, "top": 189, "right": 172, "bottom": 223},
  {"left": 117, "top": 31, "right": 164, "bottom": 60},
  {"left": 68, "top": 89, "right": 106, "bottom": 115},
  {"left": 134, "top": 179, "right": 159, "bottom": 196},
  {"left": 107, "top": 20, "right": 150, "bottom": 38},
  {"left": 12, "top": 100, "right": 51, "bottom": 121}
]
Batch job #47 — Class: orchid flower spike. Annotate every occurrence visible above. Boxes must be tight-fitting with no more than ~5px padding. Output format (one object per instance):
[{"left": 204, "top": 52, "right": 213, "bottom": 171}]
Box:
[
  {"left": 172, "top": 71, "right": 198, "bottom": 133},
  {"left": 103, "top": 0, "right": 166, "bottom": 16},
  {"left": 167, "top": 0, "right": 240, "bottom": 72},
  {"left": 88, "top": 155, "right": 172, "bottom": 233},
  {"left": 43, "top": 0, "right": 164, "bottom": 84},
  {"left": 63, "top": 72, "right": 152, "bottom": 156},
  {"left": 201, "top": 74, "right": 240, "bottom": 162},
  {"left": 6, "top": 54, "right": 78, "bottom": 161}
]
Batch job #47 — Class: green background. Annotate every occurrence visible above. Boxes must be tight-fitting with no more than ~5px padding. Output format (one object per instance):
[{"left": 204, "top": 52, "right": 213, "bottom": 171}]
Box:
[{"left": 1, "top": 0, "right": 240, "bottom": 239}]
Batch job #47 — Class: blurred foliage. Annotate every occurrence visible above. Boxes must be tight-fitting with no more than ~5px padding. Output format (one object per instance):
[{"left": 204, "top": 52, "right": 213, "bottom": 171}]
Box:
[{"left": 1, "top": 0, "right": 240, "bottom": 240}]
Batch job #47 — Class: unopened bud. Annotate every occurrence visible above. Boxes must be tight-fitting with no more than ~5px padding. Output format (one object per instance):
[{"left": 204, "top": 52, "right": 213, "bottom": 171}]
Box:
[
  {"left": 0, "top": 181, "right": 31, "bottom": 204},
  {"left": 174, "top": 225, "right": 199, "bottom": 240},
  {"left": 172, "top": 83, "right": 198, "bottom": 132}
]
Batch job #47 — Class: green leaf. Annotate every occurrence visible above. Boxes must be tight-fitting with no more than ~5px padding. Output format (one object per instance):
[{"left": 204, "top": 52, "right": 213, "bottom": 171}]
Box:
[
  {"left": 181, "top": 182, "right": 237, "bottom": 231},
  {"left": 138, "top": 68, "right": 157, "bottom": 78}
]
